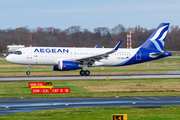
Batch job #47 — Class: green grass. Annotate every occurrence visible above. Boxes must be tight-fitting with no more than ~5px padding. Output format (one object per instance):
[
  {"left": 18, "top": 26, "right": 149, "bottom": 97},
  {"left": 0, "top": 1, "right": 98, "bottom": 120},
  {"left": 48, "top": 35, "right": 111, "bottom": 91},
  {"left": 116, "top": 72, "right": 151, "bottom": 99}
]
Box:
[
  {"left": 1, "top": 106, "right": 180, "bottom": 120},
  {"left": 172, "top": 54, "right": 180, "bottom": 56},
  {"left": 1, "top": 78, "right": 180, "bottom": 98},
  {"left": 0, "top": 58, "right": 180, "bottom": 76}
]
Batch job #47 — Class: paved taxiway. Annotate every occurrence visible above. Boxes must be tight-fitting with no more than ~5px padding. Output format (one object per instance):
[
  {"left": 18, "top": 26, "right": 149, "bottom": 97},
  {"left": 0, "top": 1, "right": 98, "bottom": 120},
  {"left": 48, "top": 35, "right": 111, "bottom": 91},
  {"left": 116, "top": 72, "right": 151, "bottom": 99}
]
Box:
[
  {"left": 1, "top": 97, "right": 180, "bottom": 115},
  {"left": 0, "top": 74, "right": 180, "bottom": 81}
]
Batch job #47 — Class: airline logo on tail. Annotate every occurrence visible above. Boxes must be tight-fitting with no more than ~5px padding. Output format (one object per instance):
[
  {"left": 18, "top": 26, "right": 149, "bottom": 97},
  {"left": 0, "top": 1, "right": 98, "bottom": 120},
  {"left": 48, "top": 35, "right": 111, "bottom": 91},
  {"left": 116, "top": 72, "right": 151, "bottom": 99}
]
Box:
[
  {"left": 141, "top": 23, "right": 169, "bottom": 52},
  {"left": 149, "top": 24, "right": 169, "bottom": 52}
]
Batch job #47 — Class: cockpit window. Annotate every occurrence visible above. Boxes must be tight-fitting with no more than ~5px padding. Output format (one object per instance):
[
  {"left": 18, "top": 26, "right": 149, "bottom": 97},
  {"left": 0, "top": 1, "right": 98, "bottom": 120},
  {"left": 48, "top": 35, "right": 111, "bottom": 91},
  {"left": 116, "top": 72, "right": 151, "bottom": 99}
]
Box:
[{"left": 13, "top": 51, "right": 22, "bottom": 55}]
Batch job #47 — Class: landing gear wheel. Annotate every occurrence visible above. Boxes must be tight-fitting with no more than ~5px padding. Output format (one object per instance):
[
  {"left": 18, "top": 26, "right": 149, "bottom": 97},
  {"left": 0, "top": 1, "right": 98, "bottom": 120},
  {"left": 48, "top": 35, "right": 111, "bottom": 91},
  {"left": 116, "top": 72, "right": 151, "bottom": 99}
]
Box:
[
  {"left": 26, "top": 71, "right": 30, "bottom": 75},
  {"left": 26, "top": 65, "right": 31, "bottom": 75},
  {"left": 80, "top": 70, "right": 85, "bottom": 76},
  {"left": 85, "top": 70, "right": 90, "bottom": 76}
]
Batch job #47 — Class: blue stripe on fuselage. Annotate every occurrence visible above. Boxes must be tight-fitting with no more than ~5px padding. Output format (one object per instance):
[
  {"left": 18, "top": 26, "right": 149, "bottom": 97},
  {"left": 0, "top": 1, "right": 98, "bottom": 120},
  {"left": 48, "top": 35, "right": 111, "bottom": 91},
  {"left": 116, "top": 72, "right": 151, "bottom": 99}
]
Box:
[{"left": 115, "top": 48, "right": 172, "bottom": 66}]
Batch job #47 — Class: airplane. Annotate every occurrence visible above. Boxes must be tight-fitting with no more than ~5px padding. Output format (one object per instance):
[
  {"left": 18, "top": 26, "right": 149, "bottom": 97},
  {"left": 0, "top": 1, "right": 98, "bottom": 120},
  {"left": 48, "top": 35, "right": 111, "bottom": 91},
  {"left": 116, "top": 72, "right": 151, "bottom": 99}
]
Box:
[{"left": 6, "top": 23, "right": 172, "bottom": 76}]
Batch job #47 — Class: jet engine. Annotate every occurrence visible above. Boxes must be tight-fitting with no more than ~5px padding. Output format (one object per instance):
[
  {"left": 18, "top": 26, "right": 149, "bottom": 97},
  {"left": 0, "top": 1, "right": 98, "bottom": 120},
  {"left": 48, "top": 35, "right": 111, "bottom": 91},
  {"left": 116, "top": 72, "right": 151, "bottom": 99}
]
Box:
[{"left": 53, "top": 61, "right": 81, "bottom": 71}]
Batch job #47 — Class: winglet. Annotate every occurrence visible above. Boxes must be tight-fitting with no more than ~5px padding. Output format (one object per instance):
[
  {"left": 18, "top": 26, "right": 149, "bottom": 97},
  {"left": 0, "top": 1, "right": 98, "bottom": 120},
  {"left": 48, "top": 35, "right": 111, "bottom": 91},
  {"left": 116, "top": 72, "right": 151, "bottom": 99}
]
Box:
[
  {"left": 94, "top": 44, "right": 98, "bottom": 48},
  {"left": 114, "top": 40, "right": 122, "bottom": 51}
]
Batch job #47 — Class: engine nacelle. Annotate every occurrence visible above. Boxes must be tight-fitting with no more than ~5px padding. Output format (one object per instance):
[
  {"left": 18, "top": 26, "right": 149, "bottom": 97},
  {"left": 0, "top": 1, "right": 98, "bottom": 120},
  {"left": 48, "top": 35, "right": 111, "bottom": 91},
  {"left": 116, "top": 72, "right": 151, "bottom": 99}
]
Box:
[{"left": 53, "top": 61, "right": 81, "bottom": 71}]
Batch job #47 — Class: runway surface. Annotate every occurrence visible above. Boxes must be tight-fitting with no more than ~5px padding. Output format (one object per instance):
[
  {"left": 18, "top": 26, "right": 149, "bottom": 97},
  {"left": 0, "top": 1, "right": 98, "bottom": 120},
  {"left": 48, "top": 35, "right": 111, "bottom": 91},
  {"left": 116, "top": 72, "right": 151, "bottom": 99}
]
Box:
[
  {"left": 0, "top": 97, "right": 180, "bottom": 115},
  {"left": 0, "top": 74, "right": 180, "bottom": 82}
]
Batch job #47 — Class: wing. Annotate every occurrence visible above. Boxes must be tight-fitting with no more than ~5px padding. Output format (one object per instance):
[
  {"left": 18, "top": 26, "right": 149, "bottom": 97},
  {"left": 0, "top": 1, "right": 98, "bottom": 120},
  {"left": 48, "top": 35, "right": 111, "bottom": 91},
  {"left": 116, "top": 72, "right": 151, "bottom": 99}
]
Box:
[{"left": 73, "top": 40, "right": 122, "bottom": 67}]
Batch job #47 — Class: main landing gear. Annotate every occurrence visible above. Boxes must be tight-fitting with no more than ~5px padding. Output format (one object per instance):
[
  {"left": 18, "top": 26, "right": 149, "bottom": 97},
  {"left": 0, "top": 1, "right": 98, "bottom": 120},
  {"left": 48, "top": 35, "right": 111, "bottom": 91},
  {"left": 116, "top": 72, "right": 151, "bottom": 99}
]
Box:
[
  {"left": 80, "top": 70, "right": 90, "bottom": 76},
  {"left": 26, "top": 65, "right": 31, "bottom": 75},
  {"left": 79, "top": 63, "right": 90, "bottom": 76}
]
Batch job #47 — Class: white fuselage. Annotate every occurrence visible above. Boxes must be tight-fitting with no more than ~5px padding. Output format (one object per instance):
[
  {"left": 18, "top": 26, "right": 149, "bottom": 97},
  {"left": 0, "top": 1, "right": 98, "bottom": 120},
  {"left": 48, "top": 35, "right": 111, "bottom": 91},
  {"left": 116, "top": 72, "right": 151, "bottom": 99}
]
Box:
[{"left": 6, "top": 47, "right": 139, "bottom": 66}]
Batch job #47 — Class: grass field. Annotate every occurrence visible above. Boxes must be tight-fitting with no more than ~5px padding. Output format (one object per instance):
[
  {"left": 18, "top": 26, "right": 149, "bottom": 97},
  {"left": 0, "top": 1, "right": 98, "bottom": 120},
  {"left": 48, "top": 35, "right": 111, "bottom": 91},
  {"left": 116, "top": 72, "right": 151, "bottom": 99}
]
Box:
[
  {"left": 1, "top": 106, "right": 180, "bottom": 120},
  {"left": 0, "top": 57, "right": 180, "bottom": 76},
  {"left": 1, "top": 78, "right": 180, "bottom": 98}
]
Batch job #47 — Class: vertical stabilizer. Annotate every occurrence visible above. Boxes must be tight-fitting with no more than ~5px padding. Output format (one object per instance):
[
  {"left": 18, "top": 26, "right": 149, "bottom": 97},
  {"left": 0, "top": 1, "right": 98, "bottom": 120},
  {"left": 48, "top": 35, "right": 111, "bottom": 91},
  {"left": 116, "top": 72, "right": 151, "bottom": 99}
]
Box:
[{"left": 141, "top": 23, "right": 169, "bottom": 52}]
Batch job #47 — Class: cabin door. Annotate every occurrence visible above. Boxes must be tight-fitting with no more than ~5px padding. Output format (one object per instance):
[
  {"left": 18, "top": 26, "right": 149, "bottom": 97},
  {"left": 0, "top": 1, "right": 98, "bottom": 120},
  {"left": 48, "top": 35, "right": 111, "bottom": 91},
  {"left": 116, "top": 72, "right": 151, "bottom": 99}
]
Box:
[{"left": 27, "top": 48, "right": 32, "bottom": 60}]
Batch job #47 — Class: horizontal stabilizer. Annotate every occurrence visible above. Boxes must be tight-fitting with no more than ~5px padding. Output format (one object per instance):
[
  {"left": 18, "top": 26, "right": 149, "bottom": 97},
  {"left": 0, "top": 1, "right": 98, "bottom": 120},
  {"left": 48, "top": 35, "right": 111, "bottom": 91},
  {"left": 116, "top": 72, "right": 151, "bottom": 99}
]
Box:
[{"left": 149, "top": 51, "right": 172, "bottom": 58}]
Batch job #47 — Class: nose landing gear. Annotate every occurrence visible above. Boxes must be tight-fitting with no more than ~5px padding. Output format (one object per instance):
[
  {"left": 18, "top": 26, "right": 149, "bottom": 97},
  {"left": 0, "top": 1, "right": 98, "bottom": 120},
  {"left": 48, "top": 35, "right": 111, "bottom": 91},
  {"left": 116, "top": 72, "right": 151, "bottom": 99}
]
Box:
[
  {"left": 26, "top": 65, "right": 31, "bottom": 75},
  {"left": 26, "top": 71, "right": 30, "bottom": 75}
]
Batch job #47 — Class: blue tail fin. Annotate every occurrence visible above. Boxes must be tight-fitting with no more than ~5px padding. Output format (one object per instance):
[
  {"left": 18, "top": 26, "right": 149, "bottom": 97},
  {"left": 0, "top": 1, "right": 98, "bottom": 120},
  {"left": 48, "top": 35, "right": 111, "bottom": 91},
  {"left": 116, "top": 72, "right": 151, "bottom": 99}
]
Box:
[{"left": 141, "top": 23, "right": 169, "bottom": 52}]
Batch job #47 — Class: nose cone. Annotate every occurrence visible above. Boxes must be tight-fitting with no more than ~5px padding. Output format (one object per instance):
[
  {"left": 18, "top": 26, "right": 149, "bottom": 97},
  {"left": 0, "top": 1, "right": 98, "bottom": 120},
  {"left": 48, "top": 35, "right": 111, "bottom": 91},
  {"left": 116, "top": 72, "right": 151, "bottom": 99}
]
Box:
[{"left": 6, "top": 55, "right": 13, "bottom": 63}]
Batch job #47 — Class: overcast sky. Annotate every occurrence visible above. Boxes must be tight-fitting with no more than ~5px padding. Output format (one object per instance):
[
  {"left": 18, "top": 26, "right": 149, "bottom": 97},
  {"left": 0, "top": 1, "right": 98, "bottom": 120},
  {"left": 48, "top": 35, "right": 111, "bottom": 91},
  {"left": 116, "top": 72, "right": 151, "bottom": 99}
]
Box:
[{"left": 0, "top": 0, "right": 180, "bottom": 31}]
